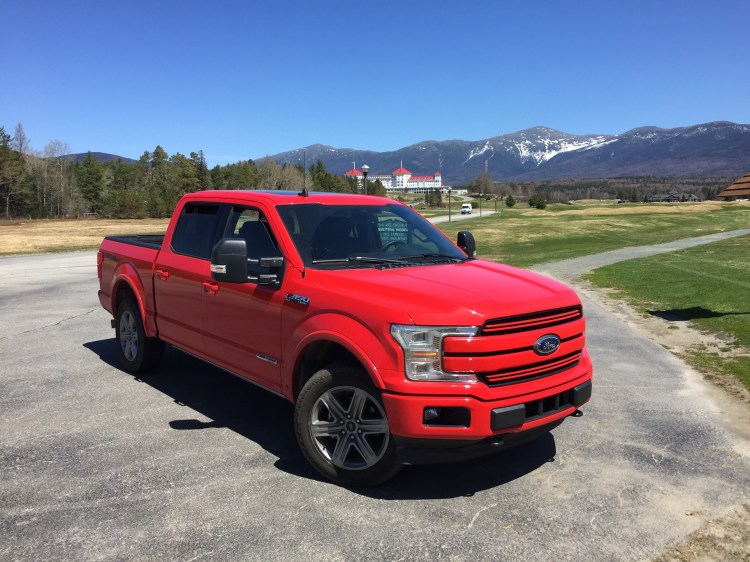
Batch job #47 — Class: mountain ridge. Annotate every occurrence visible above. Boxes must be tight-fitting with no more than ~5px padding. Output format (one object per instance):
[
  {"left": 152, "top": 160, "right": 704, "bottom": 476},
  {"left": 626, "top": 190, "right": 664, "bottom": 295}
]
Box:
[
  {"left": 68, "top": 121, "right": 750, "bottom": 184},
  {"left": 269, "top": 121, "right": 750, "bottom": 184}
]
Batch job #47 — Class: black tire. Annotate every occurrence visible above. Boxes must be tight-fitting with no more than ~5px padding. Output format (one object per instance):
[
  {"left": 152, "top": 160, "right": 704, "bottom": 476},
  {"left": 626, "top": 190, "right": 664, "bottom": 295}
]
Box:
[
  {"left": 115, "top": 298, "right": 164, "bottom": 373},
  {"left": 294, "top": 363, "right": 400, "bottom": 486}
]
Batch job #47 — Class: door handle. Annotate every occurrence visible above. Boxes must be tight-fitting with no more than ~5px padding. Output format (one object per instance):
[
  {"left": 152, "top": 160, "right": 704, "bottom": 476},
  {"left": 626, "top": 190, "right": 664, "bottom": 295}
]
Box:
[
  {"left": 203, "top": 281, "right": 219, "bottom": 295},
  {"left": 156, "top": 268, "right": 170, "bottom": 281}
]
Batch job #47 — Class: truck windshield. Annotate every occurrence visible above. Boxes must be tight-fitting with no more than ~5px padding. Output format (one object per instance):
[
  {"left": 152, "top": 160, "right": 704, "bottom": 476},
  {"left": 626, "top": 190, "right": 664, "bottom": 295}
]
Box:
[{"left": 276, "top": 203, "right": 467, "bottom": 268}]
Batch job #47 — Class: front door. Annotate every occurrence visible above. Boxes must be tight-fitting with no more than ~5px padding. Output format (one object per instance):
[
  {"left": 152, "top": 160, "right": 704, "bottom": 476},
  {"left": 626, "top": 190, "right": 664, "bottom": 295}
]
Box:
[{"left": 201, "top": 206, "right": 285, "bottom": 391}]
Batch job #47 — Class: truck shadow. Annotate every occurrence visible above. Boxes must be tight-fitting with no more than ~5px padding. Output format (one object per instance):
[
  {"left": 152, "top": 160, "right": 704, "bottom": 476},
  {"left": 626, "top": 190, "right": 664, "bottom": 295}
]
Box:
[
  {"left": 649, "top": 306, "right": 749, "bottom": 321},
  {"left": 85, "top": 339, "right": 556, "bottom": 499}
]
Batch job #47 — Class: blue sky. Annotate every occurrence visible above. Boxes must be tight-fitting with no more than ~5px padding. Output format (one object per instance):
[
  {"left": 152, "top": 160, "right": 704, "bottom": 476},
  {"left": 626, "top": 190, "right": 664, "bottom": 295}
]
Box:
[{"left": 2, "top": 0, "right": 748, "bottom": 167}]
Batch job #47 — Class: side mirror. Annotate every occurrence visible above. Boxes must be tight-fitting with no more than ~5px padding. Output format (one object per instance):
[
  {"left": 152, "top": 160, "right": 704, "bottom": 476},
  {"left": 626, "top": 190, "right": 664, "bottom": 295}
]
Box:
[
  {"left": 457, "top": 231, "right": 476, "bottom": 258},
  {"left": 210, "top": 238, "right": 286, "bottom": 287},
  {"left": 211, "top": 238, "right": 250, "bottom": 283}
]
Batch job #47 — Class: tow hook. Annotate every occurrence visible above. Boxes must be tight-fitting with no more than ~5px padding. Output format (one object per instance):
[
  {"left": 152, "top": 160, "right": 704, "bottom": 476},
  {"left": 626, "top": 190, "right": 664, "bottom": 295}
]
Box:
[{"left": 570, "top": 409, "right": 584, "bottom": 418}]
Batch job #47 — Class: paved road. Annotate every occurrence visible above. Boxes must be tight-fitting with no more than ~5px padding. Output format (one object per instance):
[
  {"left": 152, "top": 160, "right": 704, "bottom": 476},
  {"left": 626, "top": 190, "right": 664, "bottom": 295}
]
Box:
[
  {"left": 430, "top": 209, "right": 496, "bottom": 224},
  {"left": 532, "top": 229, "right": 750, "bottom": 279},
  {"left": 1, "top": 240, "right": 749, "bottom": 561}
]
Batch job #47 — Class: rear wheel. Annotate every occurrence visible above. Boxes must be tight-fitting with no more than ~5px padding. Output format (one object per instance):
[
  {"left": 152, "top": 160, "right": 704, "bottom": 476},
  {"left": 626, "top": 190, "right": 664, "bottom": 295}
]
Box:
[
  {"left": 115, "top": 298, "right": 164, "bottom": 373},
  {"left": 295, "top": 364, "right": 400, "bottom": 486}
]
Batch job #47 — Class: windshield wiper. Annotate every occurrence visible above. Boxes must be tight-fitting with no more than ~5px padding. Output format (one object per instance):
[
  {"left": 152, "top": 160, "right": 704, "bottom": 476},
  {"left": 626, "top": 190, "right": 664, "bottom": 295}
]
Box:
[
  {"left": 398, "top": 253, "right": 464, "bottom": 262},
  {"left": 311, "top": 256, "right": 406, "bottom": 266}
]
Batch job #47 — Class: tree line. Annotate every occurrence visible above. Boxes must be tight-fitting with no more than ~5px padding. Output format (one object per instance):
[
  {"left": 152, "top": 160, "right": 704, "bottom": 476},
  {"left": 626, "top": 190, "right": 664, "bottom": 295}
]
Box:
[
  {"left": 0, "top": 123, "right": 386, "bottom": 220},
  {"left": 464, "top": 174, "right": 728, "bottom": 203}
]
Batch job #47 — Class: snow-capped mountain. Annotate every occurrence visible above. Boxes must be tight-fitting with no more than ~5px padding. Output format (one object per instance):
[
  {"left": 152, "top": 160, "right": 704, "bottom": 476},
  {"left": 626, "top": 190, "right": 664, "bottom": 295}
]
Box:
[{"left": 269, "top": 122, "right": 750, "bottom": 184}]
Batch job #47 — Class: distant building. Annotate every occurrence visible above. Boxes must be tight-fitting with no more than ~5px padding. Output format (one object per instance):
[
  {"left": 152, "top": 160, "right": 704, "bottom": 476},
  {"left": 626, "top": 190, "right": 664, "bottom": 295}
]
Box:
[
  {"left": 345, "top": 163, "right": 444, "bottom": 194},
  {"left": 648, "top": 191, "right": 697, "bottom": 202},
  {"left": 717, "top": 173, "right": 750, "bottom": 200}
]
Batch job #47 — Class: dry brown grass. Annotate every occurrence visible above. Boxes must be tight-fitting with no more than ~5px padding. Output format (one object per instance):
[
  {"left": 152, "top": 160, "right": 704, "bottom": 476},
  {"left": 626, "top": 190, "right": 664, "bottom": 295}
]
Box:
[
  {"left": 0, "top": 218, "right": 169, "bottom": 255},
  {"left": 563, "top": 201, "right": 731, "bottom": 215}
]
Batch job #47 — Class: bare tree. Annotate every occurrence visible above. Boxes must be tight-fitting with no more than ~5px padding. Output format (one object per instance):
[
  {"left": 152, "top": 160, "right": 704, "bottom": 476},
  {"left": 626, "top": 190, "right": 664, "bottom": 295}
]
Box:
[
  {"left": 257, "top": 158, "right": 283, "bottom": 189},
  {"left": 43, "top": 140, "right": 72, "bottom": 217},
  {"left": 12, "top": 123, "right": 30, "bottom": 156}
]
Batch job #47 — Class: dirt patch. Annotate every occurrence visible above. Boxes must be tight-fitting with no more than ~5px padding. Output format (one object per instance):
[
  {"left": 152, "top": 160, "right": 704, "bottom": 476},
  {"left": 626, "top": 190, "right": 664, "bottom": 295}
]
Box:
[{"left": 651, "top": 503, "right": 750, "bottom": 562}]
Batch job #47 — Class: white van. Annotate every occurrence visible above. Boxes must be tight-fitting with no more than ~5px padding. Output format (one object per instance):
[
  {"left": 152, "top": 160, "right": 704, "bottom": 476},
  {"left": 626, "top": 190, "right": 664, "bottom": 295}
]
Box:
[{"left": 460, "top": 203, "right": 473, "bottom": 214}]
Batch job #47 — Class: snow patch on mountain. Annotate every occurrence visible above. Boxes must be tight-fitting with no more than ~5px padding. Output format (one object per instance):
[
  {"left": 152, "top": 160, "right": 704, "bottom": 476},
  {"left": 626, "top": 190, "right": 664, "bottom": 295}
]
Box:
[
  {"left": 512, "top": 136, "right": 616, "bottom": 166},
  {"left": 463, "top": 141, "right": 494, "bottom": 164}
]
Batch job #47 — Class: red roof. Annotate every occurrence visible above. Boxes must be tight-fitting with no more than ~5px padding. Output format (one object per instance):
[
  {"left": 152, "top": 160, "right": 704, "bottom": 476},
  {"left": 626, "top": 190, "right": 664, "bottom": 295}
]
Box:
[
  {"left": 345, "top": 169, "right": 362, "bottom": 176},
  {"left": 392, "top": 167, "right": 411, "bottom": 175}
]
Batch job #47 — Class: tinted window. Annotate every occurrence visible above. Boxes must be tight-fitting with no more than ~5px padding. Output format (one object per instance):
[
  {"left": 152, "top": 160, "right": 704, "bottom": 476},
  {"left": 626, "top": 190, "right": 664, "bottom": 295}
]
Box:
[
  {"left": 171, "top": 203, "right": 222, "bottom": 259},
  {"left": 224, "top": 207, "right": 279, "bottom": 260},
  {"left": 277, "top": 203, "right": 465, "bottom": 267}
]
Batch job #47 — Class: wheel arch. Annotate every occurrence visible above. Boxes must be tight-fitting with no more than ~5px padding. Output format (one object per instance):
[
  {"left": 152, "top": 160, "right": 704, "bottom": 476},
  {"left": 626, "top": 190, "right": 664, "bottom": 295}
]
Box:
[
  {"left": 289, "top": 317, "right": 397, "bottom": 402},
  {"left": 293, "top": 340, "right": 363, "bottom": 401},
  {"left": 111, "top": 265, "right": 156, "bottom": 338}
]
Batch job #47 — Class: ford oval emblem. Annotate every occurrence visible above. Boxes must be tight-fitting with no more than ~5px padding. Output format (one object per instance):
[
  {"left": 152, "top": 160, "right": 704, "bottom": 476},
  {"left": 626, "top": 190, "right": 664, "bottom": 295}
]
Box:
[{"left": 533, "top": 334, "right": 561, "bottom": 356}]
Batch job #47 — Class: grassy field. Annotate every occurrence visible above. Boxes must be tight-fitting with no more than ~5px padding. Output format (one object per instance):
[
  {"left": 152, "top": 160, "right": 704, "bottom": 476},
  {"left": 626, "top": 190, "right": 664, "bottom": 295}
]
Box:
[
  {"left": 584, "top": 234, "right": 750, "bottom": 390},
  {"left": 439, "top": 201, "right": 750, "bottom": 268},
  {"left": 0, "top": 218, "right": 169, "bottom": 255}
]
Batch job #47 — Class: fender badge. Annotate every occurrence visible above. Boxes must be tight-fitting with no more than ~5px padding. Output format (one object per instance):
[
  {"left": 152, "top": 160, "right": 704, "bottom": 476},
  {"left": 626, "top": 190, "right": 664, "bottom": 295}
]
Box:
[{"left": 285, "top": 293, "right": 310, "bottom": 306}]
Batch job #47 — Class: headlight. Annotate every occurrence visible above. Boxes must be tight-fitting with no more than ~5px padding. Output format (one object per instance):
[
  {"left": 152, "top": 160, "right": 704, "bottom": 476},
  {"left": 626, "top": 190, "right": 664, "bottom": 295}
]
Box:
[{"left": 390, "top": 324, "right": 479, "bottom": 382}]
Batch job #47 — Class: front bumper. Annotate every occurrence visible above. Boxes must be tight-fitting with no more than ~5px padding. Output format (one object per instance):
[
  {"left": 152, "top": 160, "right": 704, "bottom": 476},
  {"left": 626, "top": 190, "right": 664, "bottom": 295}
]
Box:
[
  {"left": 381, "top": 375, "right": 592, "bottom": 463},
  {"left": 394, "top": 417, "right": 566, "bottom": 464}
]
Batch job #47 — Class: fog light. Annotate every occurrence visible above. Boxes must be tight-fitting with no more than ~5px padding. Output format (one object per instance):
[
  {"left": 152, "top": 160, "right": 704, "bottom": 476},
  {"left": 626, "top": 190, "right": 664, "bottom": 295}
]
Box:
[
  {"left": 423, "top": 407, "right": 471, "bottom": 427},
  {"left": 424, "top": 407, "right": 440, "bottom": 422}
]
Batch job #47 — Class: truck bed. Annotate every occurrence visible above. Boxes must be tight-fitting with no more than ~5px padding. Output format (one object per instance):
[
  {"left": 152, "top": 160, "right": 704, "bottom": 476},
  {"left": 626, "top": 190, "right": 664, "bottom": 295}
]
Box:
[{"left": 104, "top": 234, "right": 164, "bottom": 250}]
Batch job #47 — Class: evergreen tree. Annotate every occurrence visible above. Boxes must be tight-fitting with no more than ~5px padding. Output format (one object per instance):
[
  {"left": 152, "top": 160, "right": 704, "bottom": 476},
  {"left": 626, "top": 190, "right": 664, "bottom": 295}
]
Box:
[
  {"left": 76, "top": 153, "right": 104, "bottom": 213},
  {"left": 425, "top": 189, "right": 443, "bottom": 207},
  {"left": 505, "top": 194, "right": 516, "bottom": 208},
  {"left": 190, "top": 150, "right": 212, "bottom": 190},
  {"left": 368, "top": 178, "right": 387, "bottom": 197},
  {"left": 171, "top": 152, "right": 200, "bottom": 194},
  {"left": 0, "top": 127, "right": 31, "bottom": 219},
  {"left": 145, "top": 145, "right": 175, "bottom": 217},
  {"left": 102, "top": 159, "right": 145, "bottom": 218},
  {"left": 223, "top": 160, "right": 259, "bottom": 189},
  {"left": 528, "top": 194, "right": 547, "bottom": 209}
]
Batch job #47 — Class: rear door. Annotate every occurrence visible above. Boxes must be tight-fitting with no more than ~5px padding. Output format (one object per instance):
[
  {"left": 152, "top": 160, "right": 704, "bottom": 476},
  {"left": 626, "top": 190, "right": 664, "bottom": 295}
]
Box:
[{"left": 154, "top": 202, "right": 226, "bottom": 356}]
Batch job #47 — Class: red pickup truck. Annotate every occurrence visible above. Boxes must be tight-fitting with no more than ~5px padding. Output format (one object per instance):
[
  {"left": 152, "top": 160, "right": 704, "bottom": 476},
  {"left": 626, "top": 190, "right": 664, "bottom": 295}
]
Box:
[{"left": 98, "top": 190, "right": 592, "bottom": 485}]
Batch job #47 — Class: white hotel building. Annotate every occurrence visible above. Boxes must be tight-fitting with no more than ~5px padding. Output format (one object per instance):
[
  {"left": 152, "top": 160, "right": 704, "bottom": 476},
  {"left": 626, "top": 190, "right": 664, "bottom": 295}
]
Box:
[{"left": 345, "top": 164, "right": 443, "bottom": 195}]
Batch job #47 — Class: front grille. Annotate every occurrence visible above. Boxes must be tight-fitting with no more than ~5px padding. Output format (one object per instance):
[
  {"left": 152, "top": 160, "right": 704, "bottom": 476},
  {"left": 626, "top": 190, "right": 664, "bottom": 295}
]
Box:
[
  {"left": 480, "top": 305, "right": 583, "bottom": 336},
  {"left": 443, "top": 305, "right": 586, "bottom": 387},
  {"left": 480, "top": 351, "right": 582, "bottom": 387}
]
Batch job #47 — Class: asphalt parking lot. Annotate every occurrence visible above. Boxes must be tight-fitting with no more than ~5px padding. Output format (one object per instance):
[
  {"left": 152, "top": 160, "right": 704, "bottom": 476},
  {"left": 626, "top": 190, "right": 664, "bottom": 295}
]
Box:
[{"left": 1, "top": 249, "right": 749, "bottom": 561}]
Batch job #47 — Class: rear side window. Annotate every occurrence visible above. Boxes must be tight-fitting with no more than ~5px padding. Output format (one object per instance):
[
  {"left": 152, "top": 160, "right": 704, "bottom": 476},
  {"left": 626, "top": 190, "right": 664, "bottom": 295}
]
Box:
[{"left": 171, "top": 203, "right": 222, "bottom": 259}]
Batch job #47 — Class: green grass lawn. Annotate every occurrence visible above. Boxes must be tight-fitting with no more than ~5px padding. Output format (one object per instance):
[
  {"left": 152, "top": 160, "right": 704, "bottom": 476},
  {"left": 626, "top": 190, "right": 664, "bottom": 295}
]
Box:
[
  {"left": 583, "top": 234, "right": 750, "bottom": 390},
  {"left": 432, "top": 201, "right": 750, "bottom": 390},
  {"left": 437, "top": 202, "right": 750, "bottom": 268}
]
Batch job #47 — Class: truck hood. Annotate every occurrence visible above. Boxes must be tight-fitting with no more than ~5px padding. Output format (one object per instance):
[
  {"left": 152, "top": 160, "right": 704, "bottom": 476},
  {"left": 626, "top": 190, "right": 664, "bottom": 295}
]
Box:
[{"left": 314, "top": 259, "right": 580, "bottom": 326}]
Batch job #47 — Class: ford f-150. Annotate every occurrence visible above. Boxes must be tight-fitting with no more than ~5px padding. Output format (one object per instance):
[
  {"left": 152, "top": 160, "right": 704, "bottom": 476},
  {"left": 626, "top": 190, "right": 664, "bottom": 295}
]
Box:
[{"left": 97, "top": 190, "right": 592, "bottom": 485}]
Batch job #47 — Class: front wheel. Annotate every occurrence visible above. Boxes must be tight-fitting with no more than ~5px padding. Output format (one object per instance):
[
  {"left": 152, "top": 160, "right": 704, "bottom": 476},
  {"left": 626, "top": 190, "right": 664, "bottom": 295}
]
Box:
[
  {"left": 115, "top": 298, "right": 164, "bottom": 373},
  {"left": 294, "top": 364, "right": 400, "bottom": 486}
]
